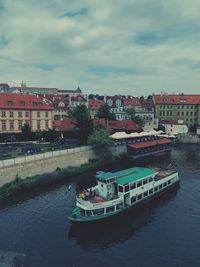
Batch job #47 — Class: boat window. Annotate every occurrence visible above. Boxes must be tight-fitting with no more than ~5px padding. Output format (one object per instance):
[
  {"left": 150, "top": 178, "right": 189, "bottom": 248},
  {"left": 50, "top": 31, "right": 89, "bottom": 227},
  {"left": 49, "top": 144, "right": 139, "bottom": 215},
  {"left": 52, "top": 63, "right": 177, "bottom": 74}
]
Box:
[
  {"left": 149, "top": 177, "right": 153, "bottom": 182},
  {"left": 137, "top": 181, "right": 142, "bottom": 187},
  {"left": 154, "top": 186, "right": 158, "bottom": 192},
  {"left": 116, "top": 203, "right": 123, "bottom": 210},
  {"left": 86, "top": 210, "right": 92, "bottom": 216},
  {"left": 118, "top": 185, "right": 123, "bottom": 193},
  {"left": 93, "top": 208, "right": 104, "bottom": 215},
  {"left": 131, "top": 196, "right": 136, "bottom": 203},
  {"left": 137, "top": 194, "right": 142, "bottom": 200},
  {"left": 143, "top": 191, "right": 148, "bottom": 198},
  {"left": 130, "top": 183, "right": 136, "bottom": 190},
  {"left": 164, "top": 182, "right": 167, "bottom": 187},
  {"left": 124, "top": 185, "right": 129, "bottom": 192},
  {"left": 106, "top": 206, "right": 115, "bottom": 213},
  {"left": 143, "top": 179, "right": 147, "bottom": 185},
  {"left": 149, "top": 189, "right": 153, "bottom": 194},
  {"left": 168, "top": 180, "right": 171, "bottom": 185},
  {"left": 159, "top": 184, "right": 163, "bottom": 189},
  {"left": 80, "top": 208, "right": 85, "bottom": 215}
]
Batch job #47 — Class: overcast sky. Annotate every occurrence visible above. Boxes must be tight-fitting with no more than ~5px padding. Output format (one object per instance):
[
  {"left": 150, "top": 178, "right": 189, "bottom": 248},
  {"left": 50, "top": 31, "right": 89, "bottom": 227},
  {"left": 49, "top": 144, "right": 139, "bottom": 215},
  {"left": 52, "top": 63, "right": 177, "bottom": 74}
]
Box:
[{"left": 1, "top": 0, "right": 200, "bottom": 96}]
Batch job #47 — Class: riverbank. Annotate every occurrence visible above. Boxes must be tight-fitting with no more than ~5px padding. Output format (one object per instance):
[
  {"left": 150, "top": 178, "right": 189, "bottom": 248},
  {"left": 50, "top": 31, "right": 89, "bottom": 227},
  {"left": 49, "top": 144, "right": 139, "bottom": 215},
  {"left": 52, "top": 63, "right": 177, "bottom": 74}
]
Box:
[{"left": 0, "top": 154, "right": 129, "bottom": 199}]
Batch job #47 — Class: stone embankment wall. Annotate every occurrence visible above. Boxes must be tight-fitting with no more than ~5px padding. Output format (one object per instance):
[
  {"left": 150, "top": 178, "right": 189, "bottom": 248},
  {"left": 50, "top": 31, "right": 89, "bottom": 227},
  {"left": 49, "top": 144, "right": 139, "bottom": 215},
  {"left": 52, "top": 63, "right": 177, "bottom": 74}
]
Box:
[
  {"left": 0, "top": 146, "right": 97, "bottom": 187},
  {"left": 178, "top": 134, "right": 200, "bottom": 144}
]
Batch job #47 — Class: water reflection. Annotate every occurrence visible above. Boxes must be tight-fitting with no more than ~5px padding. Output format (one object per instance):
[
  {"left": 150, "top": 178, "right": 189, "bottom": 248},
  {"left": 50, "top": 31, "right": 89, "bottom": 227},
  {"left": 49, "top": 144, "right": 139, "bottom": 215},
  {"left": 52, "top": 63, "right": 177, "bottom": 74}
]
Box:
[{"left": 68, "top": 187, "right": 179, "bottom": 249}]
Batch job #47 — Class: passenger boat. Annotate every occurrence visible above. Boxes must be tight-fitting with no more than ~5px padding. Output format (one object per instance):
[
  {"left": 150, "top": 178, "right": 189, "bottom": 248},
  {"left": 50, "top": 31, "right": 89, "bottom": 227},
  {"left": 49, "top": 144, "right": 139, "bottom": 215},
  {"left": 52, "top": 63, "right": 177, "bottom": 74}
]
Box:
[{"left": 68, "top": 166, "right": 179, "bottom": 223}]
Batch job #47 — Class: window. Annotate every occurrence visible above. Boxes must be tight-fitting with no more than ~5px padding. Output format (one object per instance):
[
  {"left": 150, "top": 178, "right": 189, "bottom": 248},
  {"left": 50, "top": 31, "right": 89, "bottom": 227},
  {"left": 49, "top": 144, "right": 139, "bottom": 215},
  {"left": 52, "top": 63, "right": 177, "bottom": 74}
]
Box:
[
  {"left": 45, "top": 120, "right": 49, "bottom": 129},
  {"left": 45, "top": 111, "right": 48, "bottom": 118},
  {"left": 124, "top": 185, "right": 129, "bottom": 192},
  {"left": 86, "top": 210, "right": 92, "bottom": 216},
  {"left": 18, "top": 111, "right": 22, "bottom": 118},
  {"left": 10, "top": 120, "right": 14, "bottom": 129},
  {"left": 143, "top": 179, "right": 147, "bottom": 185},
  {"left": 18, "top": 120, "right": 22, "bottom": 129},
  {"left": 137, "top": 181, "right": 142, "bottom": 187},
  {"left": 159, "top": 184, "right": 163, "bottom": 190},
  {"left": 116, "top": 203, "right": 123, "bottom": 210},
  {"left": 154, "top": 186, "right": 158, "bottom": 192},
  {"left": 149, "top": 177, "right": 153, "bottom": 182},
  {"left": 37, "top": 112, "right": 40, "bottom": 118},
  {"left": 19, "top": 101, "right": 25, "bottom": 106},
  {"left": 7, "top": 100, "right": 13, "bottom": 106},
  {"left": 131, "top": 196, "right": 136, "bottom": 203},
  {"left": 93, "top": 208, "right": 104, "bottom": 215},
  {"left": 143, "top": 191, "right": 148, "bottom": 198},
  {"left": 163, "top": 182, "right": 167, "bottom": 187},
  {"left": 106, "top": 206, "right": 115, "bottom": 213},
  {"left": 167, "top": 180, "right": 171, "bottom": 185},
  {"left": 137, "top": 194, "right": 142, "bottom": 200},
  {"left": 118, "top": 186, "right": 123, "bottom": 193},
  {"left": 2, "top": 111, "right": 6, "bottom": 117},
  {"left": 1, "top": 120, "right": 6, "bottom": 130},
  {"left": 10, "top": 111, "right": 14, "bottom": 118},
  {"left": 37, "top": 121, "right": 41, "bottom": 130},
  {"left": 149, "top": 189, "right": 153, "bottom": 194},
  {"left": 130, "top": 183, "right": 136, "bottom": 190},
  {"left": 25, "top": 111, "right": 29, "bottom": 118}
]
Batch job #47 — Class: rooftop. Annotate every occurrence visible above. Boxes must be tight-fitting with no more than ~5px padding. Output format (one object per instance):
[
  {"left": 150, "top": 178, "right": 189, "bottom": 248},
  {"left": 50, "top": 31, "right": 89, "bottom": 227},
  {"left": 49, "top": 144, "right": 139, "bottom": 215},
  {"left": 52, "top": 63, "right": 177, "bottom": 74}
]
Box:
[
  {"left": 117, "top": 167, "right": 157, "bottom": 185},
  {"left": 96, "top": 167, "right": 157, "bottom": 185}
]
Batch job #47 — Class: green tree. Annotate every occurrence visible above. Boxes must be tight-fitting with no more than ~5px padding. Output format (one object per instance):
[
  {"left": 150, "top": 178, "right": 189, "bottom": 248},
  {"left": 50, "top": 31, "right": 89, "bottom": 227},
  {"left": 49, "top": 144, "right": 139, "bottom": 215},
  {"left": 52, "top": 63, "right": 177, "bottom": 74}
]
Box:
[
  {"left": 88, "top": 127, "right": 112, "bottom": 156},
  {"left": 69, "top": 105, "right": 93, "bottom": 143},
  {"left": 97, "top": 104, "right": 115, "bottom": 120},
  {"left": 21, "top": 123, "right": 32, "bottom": 141},
  {"left": 127, "top": 107, "right": 135, "bottom": 120},
  {"left": 132, "top": 116, "right": 145, "bottom": 128}
]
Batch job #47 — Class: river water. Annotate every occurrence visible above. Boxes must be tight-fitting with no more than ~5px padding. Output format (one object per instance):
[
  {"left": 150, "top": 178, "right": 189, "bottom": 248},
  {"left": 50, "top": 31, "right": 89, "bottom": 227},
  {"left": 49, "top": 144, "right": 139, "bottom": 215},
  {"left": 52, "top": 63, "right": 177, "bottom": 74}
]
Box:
[{"left": 0, "top": 144, "right": 200, "bottom": 267}]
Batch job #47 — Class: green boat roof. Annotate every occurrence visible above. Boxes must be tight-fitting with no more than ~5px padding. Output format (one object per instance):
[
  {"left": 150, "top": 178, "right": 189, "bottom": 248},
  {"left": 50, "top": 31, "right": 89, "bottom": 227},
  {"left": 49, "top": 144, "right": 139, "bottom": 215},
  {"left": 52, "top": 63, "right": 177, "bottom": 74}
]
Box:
[{"left": 116, "top": 167, "right": 157, "bottom": 185}]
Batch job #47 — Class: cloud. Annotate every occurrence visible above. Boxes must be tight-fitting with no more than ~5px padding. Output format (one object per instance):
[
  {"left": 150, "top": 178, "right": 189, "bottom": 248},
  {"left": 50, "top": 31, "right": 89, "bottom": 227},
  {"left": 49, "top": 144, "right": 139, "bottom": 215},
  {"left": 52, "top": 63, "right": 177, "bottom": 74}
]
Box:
[{"left": 0, "top": 0, "right": 200, "bottom": 95}]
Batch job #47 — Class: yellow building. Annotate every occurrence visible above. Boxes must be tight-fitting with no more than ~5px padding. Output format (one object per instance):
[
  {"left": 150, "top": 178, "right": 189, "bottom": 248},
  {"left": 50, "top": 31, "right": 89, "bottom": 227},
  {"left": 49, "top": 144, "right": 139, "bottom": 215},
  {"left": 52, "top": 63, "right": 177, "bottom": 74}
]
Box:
[
  {"left": 0, "top": 93, "right": 53, "bottom": 133},
  {"left": 153, "top": 94, "right": 200, "bottom": 126}
]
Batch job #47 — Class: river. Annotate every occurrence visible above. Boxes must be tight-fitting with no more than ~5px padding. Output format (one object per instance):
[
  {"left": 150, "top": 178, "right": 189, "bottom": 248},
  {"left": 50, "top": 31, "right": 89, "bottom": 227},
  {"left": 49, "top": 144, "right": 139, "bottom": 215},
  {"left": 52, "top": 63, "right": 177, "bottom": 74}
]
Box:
[{"left": 0, "top": 144, "right": 200, "bottom": 267}]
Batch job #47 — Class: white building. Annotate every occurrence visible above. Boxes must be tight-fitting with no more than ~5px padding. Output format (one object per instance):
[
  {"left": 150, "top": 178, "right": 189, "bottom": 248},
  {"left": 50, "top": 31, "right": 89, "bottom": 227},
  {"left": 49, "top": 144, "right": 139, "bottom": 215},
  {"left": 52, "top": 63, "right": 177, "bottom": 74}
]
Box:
[{"left": 161, "top": 120, "right": 188, "bottom": 135}]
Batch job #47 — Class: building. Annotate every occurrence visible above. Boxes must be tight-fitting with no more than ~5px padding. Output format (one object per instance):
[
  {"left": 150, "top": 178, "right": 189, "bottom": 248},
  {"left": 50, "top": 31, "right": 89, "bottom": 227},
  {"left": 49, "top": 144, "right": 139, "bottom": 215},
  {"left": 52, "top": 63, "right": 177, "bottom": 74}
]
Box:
[
  {"left": 39, "top": 94, "right": 69, "bottom": 120},
  {"left": 0, "top": 93, "right": 53, "bottom": 133},
  {"left": 88, "top": 99, "right": 104, "bottom": 119},
  {"left": 153, "top": 94, "right": 200, "bottom": 127},
  {"left": 10, "top": 83, "right": 83, "bottom": 97},
  {"left": 161, "top": 120, "right": 188, "bottom": 135},
  {"left": 0, "top": 83, "right": 10, "bottom": 92},
  {"left": 105, "top": 96, "right": 129, "bottom": 120},
  {"left": 69, "top": 95, "right": 88, "bottom": 109}
]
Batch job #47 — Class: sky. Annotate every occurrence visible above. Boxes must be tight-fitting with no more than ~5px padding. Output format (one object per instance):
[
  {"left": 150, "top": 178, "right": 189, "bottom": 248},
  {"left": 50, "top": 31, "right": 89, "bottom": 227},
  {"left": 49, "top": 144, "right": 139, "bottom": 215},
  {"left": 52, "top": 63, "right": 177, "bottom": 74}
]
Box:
[{"left": 0, "top": 0, "right": 200, "bottom": 96}]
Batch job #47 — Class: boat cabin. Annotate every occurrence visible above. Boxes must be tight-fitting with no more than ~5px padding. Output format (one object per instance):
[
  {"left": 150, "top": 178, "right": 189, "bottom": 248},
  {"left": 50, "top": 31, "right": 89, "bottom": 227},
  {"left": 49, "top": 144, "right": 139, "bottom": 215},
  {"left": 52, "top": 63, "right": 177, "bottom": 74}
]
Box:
[{"left": 96, "top": 171, "right": 117, "bottom": 199}]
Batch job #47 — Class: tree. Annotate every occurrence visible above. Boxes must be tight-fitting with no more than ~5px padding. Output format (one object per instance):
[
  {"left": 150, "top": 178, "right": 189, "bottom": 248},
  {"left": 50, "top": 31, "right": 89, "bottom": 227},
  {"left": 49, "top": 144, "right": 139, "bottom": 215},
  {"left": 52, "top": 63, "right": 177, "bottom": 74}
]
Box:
[
  {"left": 127, "top": 107, "right": 135, "bottom": 120},
  {"left": 69, "top": 105, "right": 93, "bottom": 143},
  {"left": 87, "top": 127, "right": 112, "bottom": 156},
  {"left": 97, "top": 104, "right": 115, "bottom": 120},
  {"left": 132, "top": 116, "right": 145, "bottom": 128},
  {"left": 88, "top": 127, "right": 111, "bottom": 148},
  {"left": 21, "top": 123, "right": 32, "bottom": 141}
]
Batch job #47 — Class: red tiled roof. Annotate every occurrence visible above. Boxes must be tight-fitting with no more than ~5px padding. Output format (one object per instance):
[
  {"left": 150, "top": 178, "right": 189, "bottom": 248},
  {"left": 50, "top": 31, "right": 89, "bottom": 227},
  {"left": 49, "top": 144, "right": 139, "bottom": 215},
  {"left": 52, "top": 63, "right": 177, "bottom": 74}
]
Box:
[
  {"left": 128, "top": 138, "right": 172, "bottom": 149},
  {"left": 53, "top": 120, "right": 62, "bottom": 127},
  {"left": 89, "top": 99, "right": 104, "bottom": 109},
  {"left": 154, "top": 95, "right": 200, "bottom": 105},
  {"left": 60, "top": 118, "right": 77, "bottom": 131},
  {"left": 94, "top": 119, "right": 140, "bottom": 132},
  {"left": 123, "top": 98, "right": 141, "bottom": 106},
  {"left": 0, "top": 92, "right": 53, "bottom": 110}
]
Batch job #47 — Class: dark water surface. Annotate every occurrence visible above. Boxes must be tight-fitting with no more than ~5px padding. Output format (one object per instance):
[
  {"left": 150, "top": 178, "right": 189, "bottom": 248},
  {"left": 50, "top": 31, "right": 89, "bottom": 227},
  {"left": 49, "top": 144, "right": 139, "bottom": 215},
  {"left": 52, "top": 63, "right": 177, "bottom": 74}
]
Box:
[{"left": 0, "top": 144, "right": 200, "bottom": 267}]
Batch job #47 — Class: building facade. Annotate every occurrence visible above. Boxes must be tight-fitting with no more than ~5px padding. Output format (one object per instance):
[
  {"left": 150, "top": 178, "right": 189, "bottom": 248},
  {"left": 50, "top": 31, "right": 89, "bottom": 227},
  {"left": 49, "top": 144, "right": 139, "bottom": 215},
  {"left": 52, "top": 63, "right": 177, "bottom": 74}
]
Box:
[
  {"left": 153, "top": 94, "right": 200, "bottom": 127},
  {"left": 0, "top": 93, "right": 53, "bottom": 133}
]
